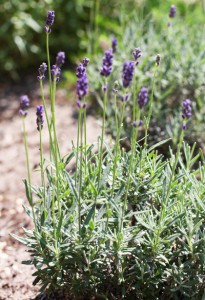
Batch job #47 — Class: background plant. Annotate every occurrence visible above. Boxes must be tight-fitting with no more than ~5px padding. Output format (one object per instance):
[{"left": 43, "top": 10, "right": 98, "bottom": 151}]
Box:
[
  {"left": 86, "top": 7, "right": 205, "bottom": 151},
  {"left": 1, "top": 0, "right": 204, "bottom": 79}
]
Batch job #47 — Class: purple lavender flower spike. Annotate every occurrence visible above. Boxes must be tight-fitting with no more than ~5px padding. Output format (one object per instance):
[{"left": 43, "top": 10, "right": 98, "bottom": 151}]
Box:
[
  {"left": 19, "top": 95, "right": 30, "bottom": 117},
  {"left": 182, "top": 99, "right": 192, "bottom": 130},
  {"left": 100, "top": 49, "right": 113, "bottom": 77},
  {"left": 76, "top": 63, "right": 86, "bottom": 78},
  {"left": 122, "top": 61, "right": 135, "bottom": 88},
  {"left": 82, "top": 57, "right": 90, "bottom": 67},
  {"left": 36, "top": 105, "right": 44, "bottom": 131},
  {"left": 77, "top": 73, "right": 88, "bottom": 100},
  {"left": 182, "top": 99, "right": 192, "bottom": 119},
  {"left": 112, "top": 37, "right": 117, "bottom": 53},
  {"left": 76, "top": 58, "right": 89, "bottom": 103},
  {"left": 133, "top": 48, "right": 142, "bottom": 65},
  {"left": 169, "top": 5, "right": 176, "bottom": 18},
  {"left": 44, "top": 10, "right": 55, "bottom": 33},
  {"left": 56, "top": 51, "right": 65, "bottom": 68},
  {"left": 51, "top": 65, "right": 61, "bottom": 82},
  {"left": 137, "top": 87, "right": 148, "bottom": 109},
  {"left": 37, "top": 62, "right": 47, "bottom": 81}
]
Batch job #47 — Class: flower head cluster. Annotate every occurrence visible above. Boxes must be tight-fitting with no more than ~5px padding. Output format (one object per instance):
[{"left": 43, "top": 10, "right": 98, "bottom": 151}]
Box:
[
  {"left": 137, "top": 87, "right": 148, "bottom": 109},
  {"left": 36, "top": 105, "right": 44, "bottom": 131},
  {"left": 182, "top": 99, "right": 192, "bottom": 129},
  {"left": 122, "top": 61, "right": 135, "bottom": 88},
  {"left": 37, "top": 62, "right": 47, "bottom": 81},
  {"left": 169, "top": 5, "right": 176, "bottom": 18},
  {"left": 100, "top": 49, "right": 113, "bottom": 77},
  {"left": 56, "top": 51, "right": 65, "bottom": 68},
  {"left": 44, "top": 10, "right": 55, "bottom": 33},
  {"left": 112, "top": 37, "right": 117, "bottom": 53},
  {"left": 51, "top": 52, "right": 65, "bottom": 82},
  {"left": 19, "top": 95, "right": 30, "bottom": 117},
  {"left": 133, "top": 48, "right": 142, "bottom": 65},
  {"left": 76, "top": 58, "right": 89, "bottom": 107}
]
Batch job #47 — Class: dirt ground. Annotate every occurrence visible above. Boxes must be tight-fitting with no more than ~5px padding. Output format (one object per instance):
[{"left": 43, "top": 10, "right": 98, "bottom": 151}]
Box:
[{"left": 0, "top": 80, "right": 102, "bottom": 299}]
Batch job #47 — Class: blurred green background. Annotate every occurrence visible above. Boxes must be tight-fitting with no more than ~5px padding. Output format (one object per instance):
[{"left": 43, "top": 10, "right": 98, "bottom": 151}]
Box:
[
  {"left": 2, "top": 0, "right": 205, "bottom": 149},
  {"left": 1, "top": 0, "right": 204, "bottom": 80}
]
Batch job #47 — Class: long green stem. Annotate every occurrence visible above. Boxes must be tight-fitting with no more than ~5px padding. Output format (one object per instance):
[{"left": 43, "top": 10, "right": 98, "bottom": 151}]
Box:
[
  {"left": 39, "top": 80, "right": 54, "bottom": 160},
  {"left": 144, "top": 65, "right": 158, "bottom": 147},
  {"left": 75, "top": 108, "right": 81, "bottom": 187},
  {"left": 46, "top": 33, "right": 53, "bottom": 101},
  {"left": 94, "top": 85, "right": 108, "bottom": 222},
  {"left": 114, "top": 93, "right": 118, "bottom": 131},
  {"left": 22, "top": 118, "right": 37, "bottom": 227},
  {"left": 51, "top": 78, "right": 61, "bottom": 218},
  {"left": 39, "top": 128, "right": 46, "bottom": 209},
  {"left": 78, "top": 109, "right": 83, "bottom": 235},
  {"left": 98, "top": 84, "right": 108, "bottom": 189},
  {"left": 51, "top": 78, "right": 61, "bottom": 161},
  {"left": 111, "top": 101, "right": 126, "bottom": 196},
  {"left": 83, "top": 107, "right": 87, "bottom": 175}
]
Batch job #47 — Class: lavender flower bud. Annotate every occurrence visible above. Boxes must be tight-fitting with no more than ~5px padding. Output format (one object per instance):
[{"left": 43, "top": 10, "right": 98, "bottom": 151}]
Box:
[
  {"left": 156, "top": 54, "right": 161, "bottom": 66},
  {"left": 19, "top": 109, "right": 28, "bottom": 117},
  {"left": 137, "top": 87, "right": 148, "bottom": 109},
  {"left": 37, "top": 62, "right": 47, "bottom": 81},
  {"left": 133, "top": 48, "right": 142, "bottom": 65},
  {"left": 76, "top": 101, "right": 87, "bottom": 109},
  {"left": 182, "top": 99, "right": 192, "bottom": 119},
  {"left": 133, "top": 120, "right": 143, "bottom": 127},
  {"left": 169, "top": 5, "right": 176, "bottom": 18},
  {"left": 100, "top": 49, "right": 113, "bottom": 77},
  {"left": 182, "top": 99, "right": 192, "bottom": 130},
  {"left": 20, "top": 95, "right": 30, "bottom": 109},
  {"left": 19, "top": 95, "right": 30, "bottom": 117},
  {"left": 82, "top": 57, "right": 90, "bottom": 67},
  {"left": 122, "top": 61, "right": 135, "bottom": 88},
  {"left": 56, "top": 51, "right": 65, "bottom": 68},
  {"left": 44, "top": 10, "right": 55, "bottom": 33},
  {"left": 112, "top": 37, "right": 117, "bottom": 53},
  {"left": 51, "top": 65, "right": 61, "bottom": 81},
  {"left": 36, "top": 105, "right": 44, "bottom": 131},
  {"left": 121, "top": 93, "right": 129, "bottom": 102},
  {"left": 103, "top": 84, "right": 108, "bottom": 92}
]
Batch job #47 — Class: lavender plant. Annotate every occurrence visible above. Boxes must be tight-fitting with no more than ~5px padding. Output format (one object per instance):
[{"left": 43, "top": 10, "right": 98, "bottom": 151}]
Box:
[{"left": 13, "top": 10, "right": 205, "bottom": 300}]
